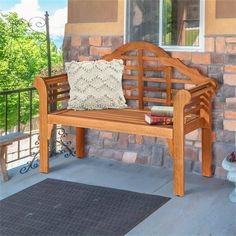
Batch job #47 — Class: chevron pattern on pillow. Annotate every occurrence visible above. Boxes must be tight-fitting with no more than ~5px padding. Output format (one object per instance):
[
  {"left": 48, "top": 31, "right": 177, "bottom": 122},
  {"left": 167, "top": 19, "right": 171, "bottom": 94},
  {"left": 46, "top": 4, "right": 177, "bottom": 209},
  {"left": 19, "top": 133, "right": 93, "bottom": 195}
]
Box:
[{"left": 65, "top": 59, "right": 127, "bottom": 110}]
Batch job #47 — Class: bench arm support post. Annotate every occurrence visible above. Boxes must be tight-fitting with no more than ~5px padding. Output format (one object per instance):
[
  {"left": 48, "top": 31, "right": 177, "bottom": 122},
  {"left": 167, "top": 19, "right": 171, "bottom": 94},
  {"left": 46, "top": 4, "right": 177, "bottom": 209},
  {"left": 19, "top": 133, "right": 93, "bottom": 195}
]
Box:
[
  {"left": 34, "top": 77, "right": 50, "bottom": 173},
  {"left": 173, "top": 90, "right": 191, "bottom": 196}
]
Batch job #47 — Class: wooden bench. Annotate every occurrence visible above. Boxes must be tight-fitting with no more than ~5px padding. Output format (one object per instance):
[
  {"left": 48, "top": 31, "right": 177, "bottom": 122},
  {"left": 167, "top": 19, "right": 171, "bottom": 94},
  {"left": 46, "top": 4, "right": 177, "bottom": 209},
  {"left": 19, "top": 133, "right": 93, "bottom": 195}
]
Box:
[
  {"left": 34, "top": 41, "right": 218, "bottom": 196},
  {"left": 0, "top": 132, "right": 29, "bottom": 181}
]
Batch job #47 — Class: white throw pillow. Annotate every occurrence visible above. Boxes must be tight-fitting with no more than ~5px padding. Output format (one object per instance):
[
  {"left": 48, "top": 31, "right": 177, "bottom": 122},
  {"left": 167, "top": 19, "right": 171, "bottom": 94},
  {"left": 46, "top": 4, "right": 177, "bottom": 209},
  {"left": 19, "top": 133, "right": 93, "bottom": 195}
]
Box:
[{"left": 65, "top": 59, "right": 127, "bottom": 110}]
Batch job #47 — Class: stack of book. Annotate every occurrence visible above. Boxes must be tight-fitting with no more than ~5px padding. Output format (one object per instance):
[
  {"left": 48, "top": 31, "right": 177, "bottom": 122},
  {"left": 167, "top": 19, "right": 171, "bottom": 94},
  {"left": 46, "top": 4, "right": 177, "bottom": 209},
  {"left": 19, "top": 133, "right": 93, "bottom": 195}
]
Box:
[{"left": 145, "top": 106, "right": 173, "bottom": 125}]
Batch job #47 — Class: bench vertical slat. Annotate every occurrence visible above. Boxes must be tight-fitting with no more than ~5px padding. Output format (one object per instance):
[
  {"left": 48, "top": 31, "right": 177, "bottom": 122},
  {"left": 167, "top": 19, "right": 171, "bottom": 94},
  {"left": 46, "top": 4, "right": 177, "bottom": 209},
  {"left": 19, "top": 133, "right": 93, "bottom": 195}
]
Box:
[
  {"left": 201, "top": 92, "right": 213, "bottom": 177},
  {"left": 138, "top": 49, "right": 144, "bottom": 109}
]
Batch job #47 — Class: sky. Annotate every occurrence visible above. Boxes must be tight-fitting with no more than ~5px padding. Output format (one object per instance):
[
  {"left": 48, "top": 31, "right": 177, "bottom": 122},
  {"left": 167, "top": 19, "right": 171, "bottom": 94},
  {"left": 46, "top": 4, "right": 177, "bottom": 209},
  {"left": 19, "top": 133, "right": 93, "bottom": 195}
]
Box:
[{"left": 0, "top": 0, "right": 68, "bottom": 46}]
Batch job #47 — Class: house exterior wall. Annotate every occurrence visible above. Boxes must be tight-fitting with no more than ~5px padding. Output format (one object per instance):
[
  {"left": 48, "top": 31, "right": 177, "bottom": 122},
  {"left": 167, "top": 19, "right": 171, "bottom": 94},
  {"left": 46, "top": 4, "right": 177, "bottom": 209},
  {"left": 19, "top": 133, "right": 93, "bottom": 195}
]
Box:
[
  {"left": 65, "top": 0, "right": 124, "bottom": 36},
  {"left": 206, "top": 0, "right": 236, "bottom": 35},
  {"left": 63, "top": 0, "right": 236, "bottom": 179}
]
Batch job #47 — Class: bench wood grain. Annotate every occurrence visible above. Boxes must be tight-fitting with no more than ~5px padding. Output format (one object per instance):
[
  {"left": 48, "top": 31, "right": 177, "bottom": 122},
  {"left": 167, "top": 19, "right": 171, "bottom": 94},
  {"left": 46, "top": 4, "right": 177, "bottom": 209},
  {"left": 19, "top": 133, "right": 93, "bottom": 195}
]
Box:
[{"left": 34, "top": 41, "right": 218, "bottom": 196}]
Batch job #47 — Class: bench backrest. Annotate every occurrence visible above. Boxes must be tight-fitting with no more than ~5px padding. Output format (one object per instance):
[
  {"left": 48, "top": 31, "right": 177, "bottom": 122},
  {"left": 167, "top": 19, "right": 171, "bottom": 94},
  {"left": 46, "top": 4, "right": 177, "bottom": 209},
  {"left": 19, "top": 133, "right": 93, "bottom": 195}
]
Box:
[
  {"left": 35, "top": 41, "right": 217, "bottom": 113},
  {"left": 102, "top": 41, "right": 216, "bottom": 109}
]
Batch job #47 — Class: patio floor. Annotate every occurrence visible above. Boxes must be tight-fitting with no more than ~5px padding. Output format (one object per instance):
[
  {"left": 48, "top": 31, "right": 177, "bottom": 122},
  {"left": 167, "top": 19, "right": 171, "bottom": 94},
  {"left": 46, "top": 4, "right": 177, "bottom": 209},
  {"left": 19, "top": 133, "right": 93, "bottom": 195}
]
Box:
[{"left": 1, "top": 155, "right": 235, "bottom": 236}]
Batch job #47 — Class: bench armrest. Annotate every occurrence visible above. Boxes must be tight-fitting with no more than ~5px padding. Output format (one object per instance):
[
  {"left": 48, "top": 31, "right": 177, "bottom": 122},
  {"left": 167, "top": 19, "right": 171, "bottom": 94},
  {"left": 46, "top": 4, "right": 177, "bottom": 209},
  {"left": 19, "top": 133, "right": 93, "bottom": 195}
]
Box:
[
  {"left": 173, "top": 81, "right": 216, "bottom": 132},
  {"left": 34, "top": 74, "right": 69, "bottom": 114}
]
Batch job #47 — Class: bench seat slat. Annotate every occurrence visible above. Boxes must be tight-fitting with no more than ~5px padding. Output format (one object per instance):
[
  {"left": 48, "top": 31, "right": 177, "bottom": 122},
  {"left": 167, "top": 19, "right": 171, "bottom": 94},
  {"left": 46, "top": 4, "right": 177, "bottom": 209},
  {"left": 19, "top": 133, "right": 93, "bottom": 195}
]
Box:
[{"left": 48, "top": 109, "right": 173, "bottom": 139}]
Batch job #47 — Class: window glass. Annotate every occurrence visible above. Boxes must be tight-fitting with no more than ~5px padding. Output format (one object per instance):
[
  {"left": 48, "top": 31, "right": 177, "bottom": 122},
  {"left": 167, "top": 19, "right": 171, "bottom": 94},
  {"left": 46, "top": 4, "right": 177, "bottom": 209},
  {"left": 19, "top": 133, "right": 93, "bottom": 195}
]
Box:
[
  {"left": 162, "top": 0, "right": 200, "bottom": 47},
  {"left": 126, "top": 0, "right": 159, "bottom": 43},
  {"left": 126, "top": 0, "right": 202, "bottom": 50}
]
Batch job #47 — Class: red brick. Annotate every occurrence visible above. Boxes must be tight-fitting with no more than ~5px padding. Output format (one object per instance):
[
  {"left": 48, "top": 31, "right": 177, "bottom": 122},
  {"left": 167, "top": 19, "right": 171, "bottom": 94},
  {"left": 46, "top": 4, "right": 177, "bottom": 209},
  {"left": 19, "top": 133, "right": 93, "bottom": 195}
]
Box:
[
  {"left": 205, "top": 37, "right": 215, "bottom": 52},
  {"left": 192, "top": 53, "right": 211, "bottom": 64},
  {"left": 156, "top": 137, "right": 167, "bottom": 145},
  {"left": 226, "top": 44, "right": 236, "bottom": 54},
  {"left": 186, "top": 141, "right": 194, "bottom": 146},
  {"left": 198, "top": 149, "right": 202, "bottom": 162},
  {"left": 118, "top": 133, "right": 129, "bottom": 149},
  {"left": 102, "top": 149, "right": 123, "bottom": 161},
  {"left": 102, "top": 37, "right": 112, "bottom": 46},
  {"left": 136, "top": 155, "right": 148, "bottom": 164},
  {"left": 171, "top": 52, "right": 192, "bottom": 60},
  {"left": 71, "top": 37, "right": 81, "bottom": 46},
  {"left": 135, "top": 135, "right": 143, "bottom": 144},
  {"left": 225, "top": 65, "right": 236, "bottom": 72},
  {"left": 212, "top": 53, "right": 224, "bottom": 64},
  {"left": 186, "top": 130, "right": 199, "bottom": 141},
  {"left": 89, "top": 36, "right": 102, "bottom": 46},
  {"left": 211, "top": 131, "right": 217, "bottom": 142},
  {"left": 226, "top": 97, "right": 236, "bottom": 104},
  {"left": 224, "top": 111, "right": 236, "bottom": 119},
  {"left": 225, "top": 37, "right": 236, "bottom": 43},
  {"left": 143, "top": 136, "right": 156, "bottom": 143},
  {"left": 90, "top": 46, "right": 112, "bottom": 56},
  {"left": 124, "top": 89, "right": 132, "bottom": 96},
  {"left": 111, "top": 37, "right": 123, "bottom": 49},
  {"left": 81, "top": 37, "right": 89, "bottom": 45},
  {"left": 128, "top": 134, "right": 135, "bottom": 144},
  {"left": 214, "top": 166, "right": 228, "bottom": 179},
  {"left": 216, "top": 37, "right": 226, "bottom": 53},
  {"left": 184, "top": 84, "right": 195, "bottom": 89},
  {"left": 194, "top": 141, "right": 202, "bottom": 148},
  {"left": 122, "top": 152, "right": 137, "bottom": 163},
  {"left": 224, "top": 120, "right": 236, "bottom": 131},
  {"left": 223, "top": 74, "right": 236, "bottom": 86},
  {"left": 192, "top": 64, "right": 208, "bottom": 75},
  {"left": 78, "top": 56, "right": 90, "bottom": 61},
  {"left": 103, "top": 139, "right": 113, "bottom": 148},
  {"left": 184, "top": 146, "right": 199, "bottom": 161},
  {"left": 100, "top": 131, "right": 113, "bottom": 139}
]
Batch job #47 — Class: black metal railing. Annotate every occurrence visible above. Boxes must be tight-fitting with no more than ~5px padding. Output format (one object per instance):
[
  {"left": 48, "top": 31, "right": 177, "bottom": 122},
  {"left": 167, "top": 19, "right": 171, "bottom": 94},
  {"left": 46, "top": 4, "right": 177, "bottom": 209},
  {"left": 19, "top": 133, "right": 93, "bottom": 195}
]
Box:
[
  {"left": 0, "top": 11, "right": 72, "bottom": 173},
  {"left": 0, "top": 87, "right": 38, "bottom": 166},
  {"left": 0, "top": 87, "right": 75, "bottom": 173}
]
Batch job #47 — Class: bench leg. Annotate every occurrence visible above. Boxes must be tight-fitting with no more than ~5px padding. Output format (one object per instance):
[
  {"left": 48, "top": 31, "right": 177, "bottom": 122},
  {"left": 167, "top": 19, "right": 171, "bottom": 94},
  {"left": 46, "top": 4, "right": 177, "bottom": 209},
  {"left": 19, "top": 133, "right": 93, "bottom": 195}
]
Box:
[
  {"left": 202, "top": 127, "right": 212, "bottom": 177},
  {"left": 76, "top": 127, "right": 85, "bottom": 158},
  {"left": 0, "top": 146, "right": 9, "bottom": 181},
  {"left": 39, "top": 123, "right": 49, "bottom": 173},
  {"left": 173, "top": 134, "right": 185, "bottom": 197}
]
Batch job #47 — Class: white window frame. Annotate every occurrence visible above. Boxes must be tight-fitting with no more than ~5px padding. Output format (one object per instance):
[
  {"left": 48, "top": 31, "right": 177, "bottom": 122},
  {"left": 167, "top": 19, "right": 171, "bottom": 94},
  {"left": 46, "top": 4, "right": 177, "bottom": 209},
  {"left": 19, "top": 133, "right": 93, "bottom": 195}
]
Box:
[{"left": 124, "top": 0, "right": 205, "bottom": 52}]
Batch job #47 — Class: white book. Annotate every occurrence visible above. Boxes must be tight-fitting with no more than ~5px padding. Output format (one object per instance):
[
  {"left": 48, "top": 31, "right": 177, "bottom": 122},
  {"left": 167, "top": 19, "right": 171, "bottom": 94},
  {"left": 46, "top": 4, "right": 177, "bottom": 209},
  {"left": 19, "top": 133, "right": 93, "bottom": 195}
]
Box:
[{"left": 150, "top": 106, "right": 173, "bottom": 117}]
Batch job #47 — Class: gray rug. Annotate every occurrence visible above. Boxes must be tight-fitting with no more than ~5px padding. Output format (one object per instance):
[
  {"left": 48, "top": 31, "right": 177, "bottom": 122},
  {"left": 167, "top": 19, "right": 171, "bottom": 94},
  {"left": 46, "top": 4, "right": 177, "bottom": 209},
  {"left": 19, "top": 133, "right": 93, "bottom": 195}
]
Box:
[{"left": 0, "top": 178, "right": 170, "bottom": 236}]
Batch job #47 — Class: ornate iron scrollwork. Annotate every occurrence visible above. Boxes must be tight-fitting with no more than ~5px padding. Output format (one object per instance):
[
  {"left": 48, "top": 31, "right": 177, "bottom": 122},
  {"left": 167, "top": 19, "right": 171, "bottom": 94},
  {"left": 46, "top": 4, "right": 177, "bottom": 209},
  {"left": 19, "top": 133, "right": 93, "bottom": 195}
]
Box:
[
  {"left": 50, "top": 127, "right": 75, "bottom": 158},
  {"left": 20, "top": 127, "right": 75, "bottom": 174},
  {"left": 20, "top": 138, "right": 40, "bottom": 174}
]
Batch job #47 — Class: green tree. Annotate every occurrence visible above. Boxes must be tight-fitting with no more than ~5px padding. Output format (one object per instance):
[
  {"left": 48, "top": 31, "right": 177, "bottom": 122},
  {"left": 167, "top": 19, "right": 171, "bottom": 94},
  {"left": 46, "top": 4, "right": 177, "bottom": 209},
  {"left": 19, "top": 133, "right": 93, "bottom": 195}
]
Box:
[{"left": 0, "top": 12, "right": 63, "bottom": 130}]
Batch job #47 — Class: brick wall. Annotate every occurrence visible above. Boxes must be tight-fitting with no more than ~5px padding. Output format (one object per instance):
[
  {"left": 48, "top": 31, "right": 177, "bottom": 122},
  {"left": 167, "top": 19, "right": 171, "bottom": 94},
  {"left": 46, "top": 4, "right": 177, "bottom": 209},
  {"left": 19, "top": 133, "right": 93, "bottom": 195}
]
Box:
[{"left": 63, "top": 35, "right": 236, "bottom": 179}]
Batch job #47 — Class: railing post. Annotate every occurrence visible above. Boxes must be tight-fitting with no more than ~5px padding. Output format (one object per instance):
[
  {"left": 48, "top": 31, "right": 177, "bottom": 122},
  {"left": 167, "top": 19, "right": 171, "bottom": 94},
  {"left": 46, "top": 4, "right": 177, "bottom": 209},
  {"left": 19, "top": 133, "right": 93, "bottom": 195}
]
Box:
[
  {"left": 45, "top": 11, "right": 51, "bottom": 77},
  {"left": 45, "top": 11, "right": 56, "bottom": 155}
]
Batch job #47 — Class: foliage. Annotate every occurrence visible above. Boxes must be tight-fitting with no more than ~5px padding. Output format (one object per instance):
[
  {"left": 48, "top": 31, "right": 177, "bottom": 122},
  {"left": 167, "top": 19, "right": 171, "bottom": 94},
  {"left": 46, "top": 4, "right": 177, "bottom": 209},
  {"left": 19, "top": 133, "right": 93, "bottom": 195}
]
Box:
[
  {"left": 130, "top": 0, "right": 199, "bottom": 46},
  {"left": 185, "top": 29, "right": 199, "bottom": 46},
  {"left": 0, "top": 12, "right": 63, "bottom": 130}
]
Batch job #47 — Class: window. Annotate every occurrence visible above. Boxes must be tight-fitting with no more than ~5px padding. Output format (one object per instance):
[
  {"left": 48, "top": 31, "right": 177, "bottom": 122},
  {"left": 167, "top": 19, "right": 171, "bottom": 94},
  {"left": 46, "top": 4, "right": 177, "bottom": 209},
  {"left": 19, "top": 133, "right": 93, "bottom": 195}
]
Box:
[{"left": 125, "top": 0, "right": 204, "bottom": 51}]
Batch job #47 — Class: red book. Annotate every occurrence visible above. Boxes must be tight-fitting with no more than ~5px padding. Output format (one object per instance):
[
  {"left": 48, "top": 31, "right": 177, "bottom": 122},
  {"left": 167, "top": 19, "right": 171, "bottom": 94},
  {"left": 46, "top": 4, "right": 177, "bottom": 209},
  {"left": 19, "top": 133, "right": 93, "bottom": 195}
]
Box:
[{"left": 145, "top": 113, "right": 173, "bottom": 125}]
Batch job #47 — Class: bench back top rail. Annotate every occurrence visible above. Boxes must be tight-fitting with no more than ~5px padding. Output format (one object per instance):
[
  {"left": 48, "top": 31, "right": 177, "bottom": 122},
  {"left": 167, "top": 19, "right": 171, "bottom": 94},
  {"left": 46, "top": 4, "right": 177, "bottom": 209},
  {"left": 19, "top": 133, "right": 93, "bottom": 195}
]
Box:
[{"left": 34, "top": 41, "right": 217, "bottom": 113}]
